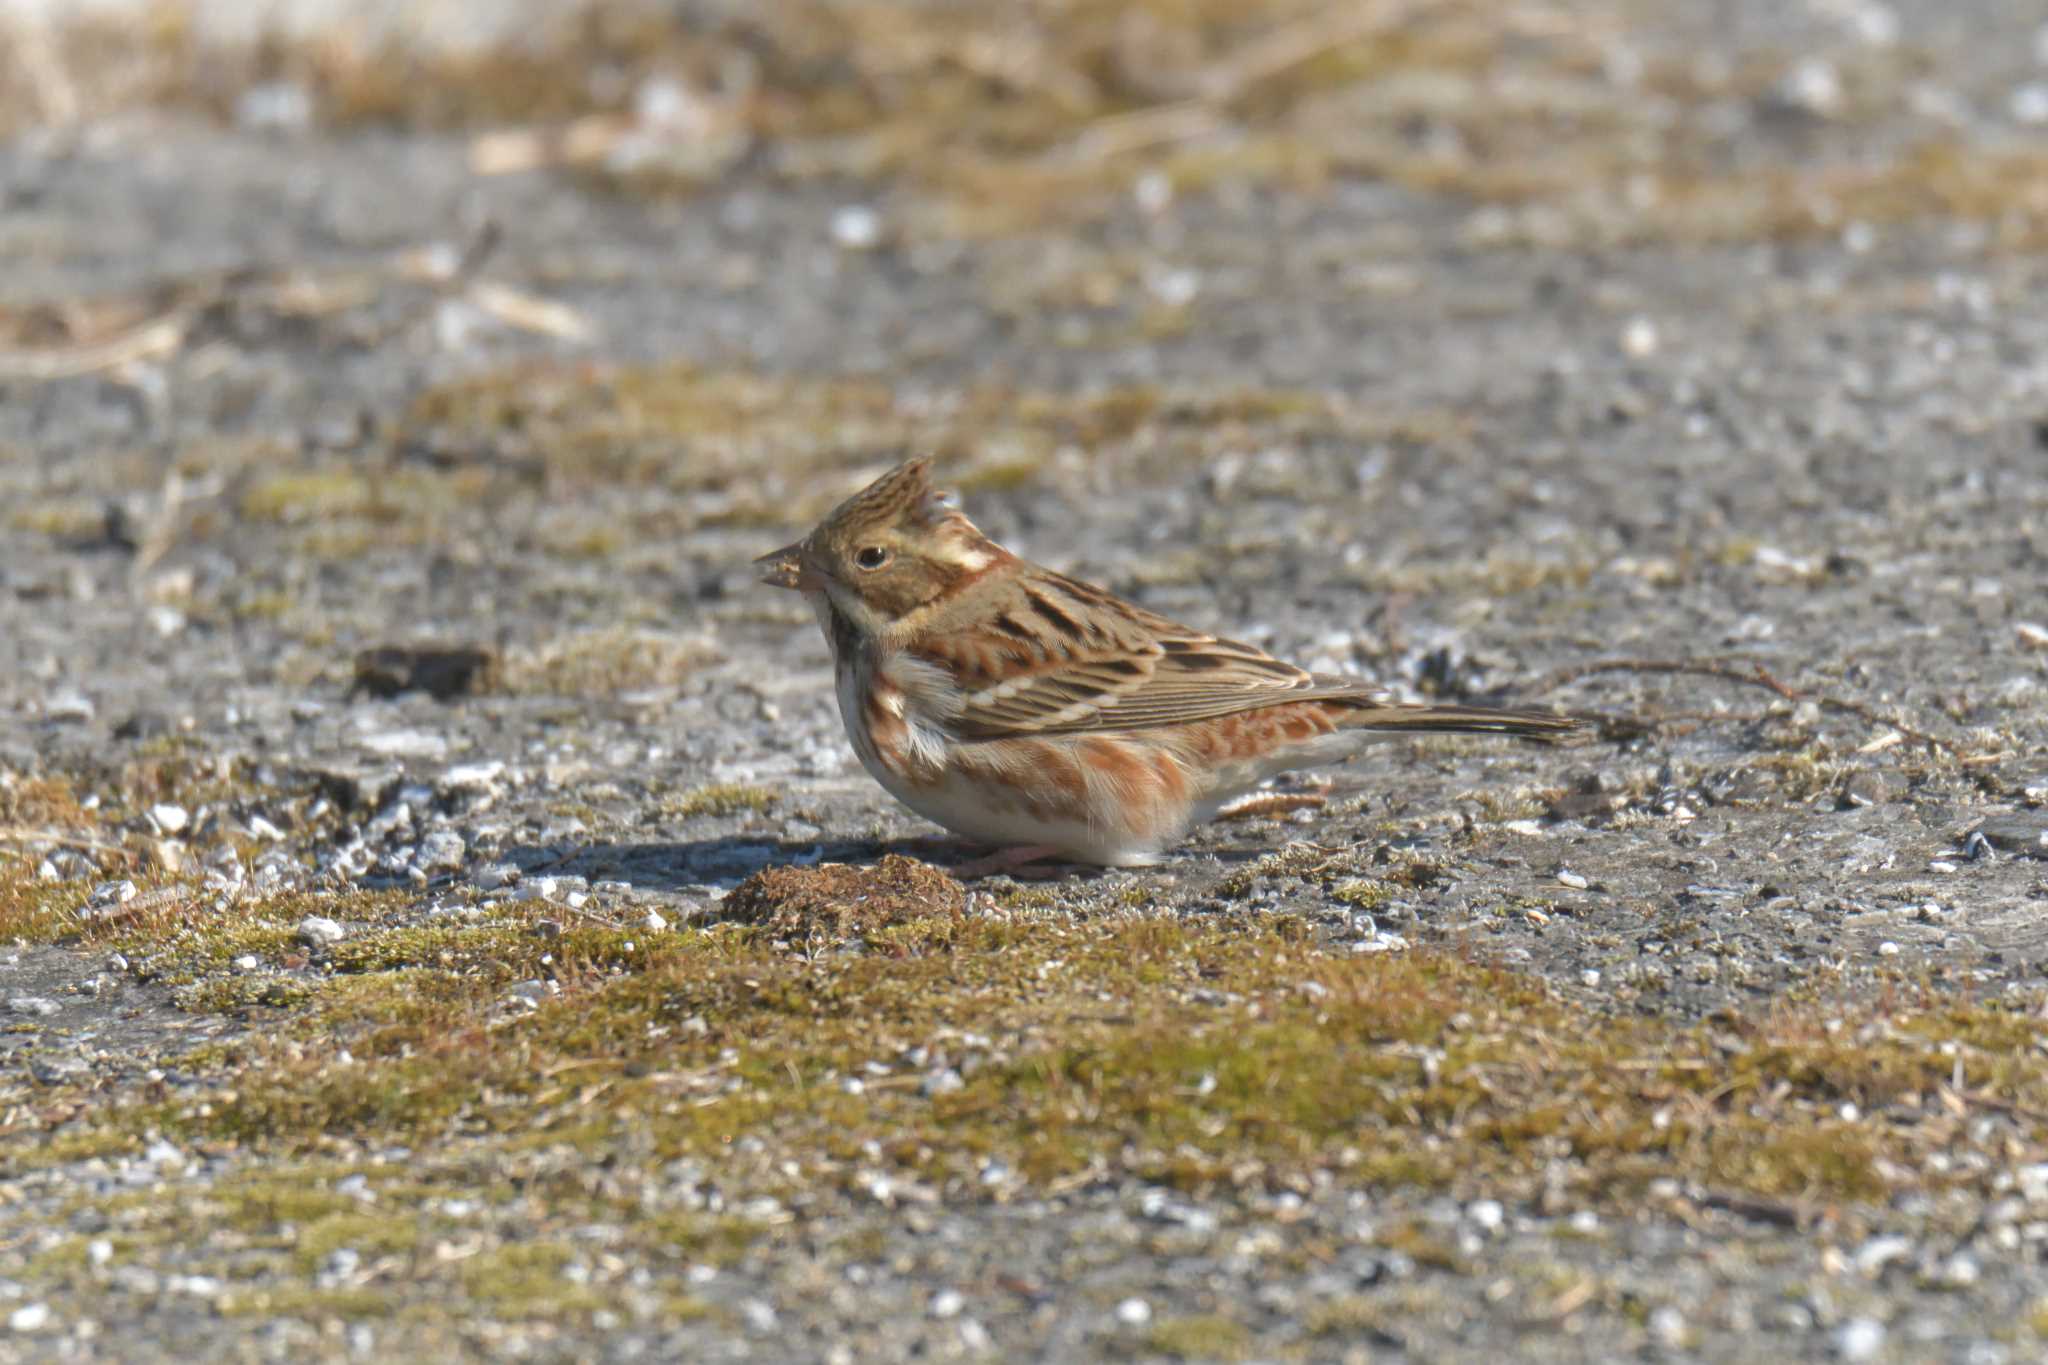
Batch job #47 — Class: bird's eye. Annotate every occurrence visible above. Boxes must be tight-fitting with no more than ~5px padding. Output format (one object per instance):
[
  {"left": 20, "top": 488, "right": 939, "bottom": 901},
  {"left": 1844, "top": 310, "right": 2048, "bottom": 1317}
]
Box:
[{"left": 854, "top": 546, "right": 891, "bottom": 571}]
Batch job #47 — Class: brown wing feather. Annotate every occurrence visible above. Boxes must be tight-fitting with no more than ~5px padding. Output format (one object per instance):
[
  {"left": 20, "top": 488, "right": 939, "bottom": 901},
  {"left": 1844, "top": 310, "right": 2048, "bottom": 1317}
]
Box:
[{"left": 908, "top": 571, "right": 1395, "bottom": 739}]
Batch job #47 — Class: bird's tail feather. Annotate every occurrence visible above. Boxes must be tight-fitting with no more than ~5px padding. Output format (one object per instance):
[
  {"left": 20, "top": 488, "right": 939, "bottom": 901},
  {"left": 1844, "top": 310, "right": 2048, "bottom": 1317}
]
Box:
[{"left": 1338, "top": 703, "right": 1576, "bottom": 740}]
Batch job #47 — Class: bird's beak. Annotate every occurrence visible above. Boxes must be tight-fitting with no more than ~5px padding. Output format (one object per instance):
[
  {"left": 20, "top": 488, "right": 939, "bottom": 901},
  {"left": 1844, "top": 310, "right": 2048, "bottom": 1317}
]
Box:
[{"left": 754, "top": 541, "right": 818, "bottom": 591}]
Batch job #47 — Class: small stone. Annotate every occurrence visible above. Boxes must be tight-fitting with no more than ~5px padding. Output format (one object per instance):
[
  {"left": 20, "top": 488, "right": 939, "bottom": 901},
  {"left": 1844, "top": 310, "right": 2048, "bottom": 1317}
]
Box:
[
  {"left": 517, "top": 877, "right": 560, "bottom": 902},
  {"left": 1350, "top": 932, "right": 1409, "bottom": 954},
  {"left": 1854, "top": 1234, "right": 1913, "bottom": 1276},
  {"left": 305, "top": 762, "right": 402, "bottom": 812},
  {"left": 149, "top": 803, "right": 189, "bottom": 834},
  {"left": 473, "top": 862, "right": 519, "bottom": 891},
  {"left": 831, "top": 205, "right": 883, "bottom": 250},
  {"left": 2016, "top": 621, "right": 2048, "bottom": 650},
  {"left": 921, "top": 1068, "right": 965, "bottom": 1097},
  {"left": 236, "top": 80, "right": 313, "bottom": 132},
  {"left": 1115, "top": 1297, "right": 1152, "bottom": 1327},
  {"left": 89, "top": 880, "right": 138, "bottom": 910},
  {"left": 1840, "top": 770, "right": 1904, "bottom": 808},
  {"left": 113, "top": 711, "right": 174, "bottom": 742},
  {"left": 928, "top": 1289, "right": 964, "bottom": 1319},
  {"left": 350, "top": 645, "right": 497, "bottom": 701},
  {"left": 1877, "top": 942, "right": 1901, "bottom": 957},
  {"left": 1621, "top": 316, "right": 1659, "bottom": 358},
  {"left": 356, "top": 729, "right": 449, "bottom": 759},
  {"left": 45, "top": 690, "right": 94, "bottom": 722},
  {"left": 643, "top": 909, "right": 669, "bottom": 932},
  {"left": 297, "top": 915, "right": 347, "bottom": 946},
  {"left": 246, "top": 815, "right": 286, "bottom": 841},
  {"left": 1834, "top": 1317, "right": 1885, "bottom": 1362},
  {"left": 1648, "top": 1305, "right": 1686, "bottom": 1347},
  {"left": 438, "top": 761, "right": 506, "bottom": 795},
  {"left": 1580, "top": 969, "right": 1602, "bottom": 987},
  {"left": 1547, "top": 789, "right": 1627, "bottom": 821},
  {"left": 7, "top": 997, "right": 59, "bottom": 1017},
  {"left": 29, "top": 1056, "right": 89, "bottom": 1084},
  {"left": 1467, "top": 1199, "right": 1504, "bottom": 1232},
  {"left": 506, "top": 979, "right": 549, "bottom": 1005},
  {"left": 7, "top": 1303, "right": 50, "bottom": 1333},
  {"left": 739, "top": 1299, "right": 779, "bottom": 1333},
  {"left": 1934, "top": 1251, "right": 1980, "bottom": 1288},
  {"left": 1778, "top": 56, "right": 1842, "bottom": 115},
  {"left": 1556, "top": 869, "right": 1589, "bottom": 890},
  {"left": 416, "top": 831, "right": 466, "bottom": 873},
  {"left": 233, "top": 955, "right": 261, "bottom": 972},
  {"left": 1972, "top": 817, "right": 2048, "bottom": 857}
]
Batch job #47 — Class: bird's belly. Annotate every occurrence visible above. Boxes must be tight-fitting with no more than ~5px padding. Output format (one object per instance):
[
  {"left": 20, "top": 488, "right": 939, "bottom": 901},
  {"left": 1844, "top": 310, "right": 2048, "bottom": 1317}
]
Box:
[
  {"left": 835, "top": 670, "right": 1175, "bottom": 865},
  {"left": 876, "top": 763, "right": 1166, "bottom": 867}
]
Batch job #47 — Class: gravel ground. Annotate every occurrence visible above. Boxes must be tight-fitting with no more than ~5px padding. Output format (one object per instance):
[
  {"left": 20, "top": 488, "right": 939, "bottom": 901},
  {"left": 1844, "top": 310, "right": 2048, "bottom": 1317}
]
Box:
[{"left": 5, "top": 2, "right": 2048, "bottom": 1361}]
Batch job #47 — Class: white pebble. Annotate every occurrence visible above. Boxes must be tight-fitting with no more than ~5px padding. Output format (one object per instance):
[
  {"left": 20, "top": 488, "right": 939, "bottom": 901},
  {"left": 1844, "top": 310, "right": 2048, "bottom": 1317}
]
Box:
[
  {"left": 439, "top": 761, "right": 506, "bottom": 793},
  {"left": 236, "top": 81, "right": 314, "bottom": 132},
  {"left": 928, "top": 1288, "right": 964, "bottom": 1319},
  {"left": 89, "top": 880, "right": 138, "bottom": 909},
  {"left": 831, "top": 206, "right": 882, "bottom": 250},
  {"left": 150, "top": 803, "right": 189, "bottom": 834},
  {"left": 1556, "top": 869, "right": 1589, "bottom": 890},
  {"left": 7, "top": 1304, "right": 50, "bottom": 1333},
  {"left": 1115, "top": 1297, "right": 1152, "bottom": 1327},
  {"left": 417, "top": 832, "right": 466, "bottom": 872},
  {"left": 1133, "top": 171, "right": 1174, "bottom": 214},
  {"left": 473, "top": 863, "right": 519, "bottom": 891},
  {"left": 45, "top": 690, "right": 94, "bottom": 722},
  {"left": 297, "top": 915, "right": 347, "bottom": 946},
  {"left": 1854, "top": 1234, "right": 1913, "bottom": 1275},
  {"left": 1834, "top": 1317, "right": 1885, "bottom": 1362}
]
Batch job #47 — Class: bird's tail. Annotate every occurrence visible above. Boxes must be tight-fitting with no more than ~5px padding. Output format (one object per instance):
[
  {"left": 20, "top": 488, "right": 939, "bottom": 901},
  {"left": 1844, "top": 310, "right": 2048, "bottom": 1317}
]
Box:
[{"left": 1336, "top": 701, "right": 1577, "bottom": 740}]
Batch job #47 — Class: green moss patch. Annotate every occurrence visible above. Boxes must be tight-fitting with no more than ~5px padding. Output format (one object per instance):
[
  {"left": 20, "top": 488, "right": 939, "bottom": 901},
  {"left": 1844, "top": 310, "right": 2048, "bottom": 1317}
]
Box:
[
  {"left": 2, "top": 877, "right": 2038, "bottom": 1226},
  {"left": 0, "top": 848, "right": 2044, "bottom": 1337}
]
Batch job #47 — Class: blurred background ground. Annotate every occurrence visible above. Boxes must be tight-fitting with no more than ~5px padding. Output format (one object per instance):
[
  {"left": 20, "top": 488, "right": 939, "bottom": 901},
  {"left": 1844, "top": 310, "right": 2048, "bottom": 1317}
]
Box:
[{"left": 3, "top": 1, "right": 2048, "bottom": 1361}]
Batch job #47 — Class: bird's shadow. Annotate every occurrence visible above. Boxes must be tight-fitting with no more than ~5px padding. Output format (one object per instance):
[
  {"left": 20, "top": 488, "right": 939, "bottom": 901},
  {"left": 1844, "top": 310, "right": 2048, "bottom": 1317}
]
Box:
[{"left": 495, "top": 833, "right": 1266, "bottom": 891}]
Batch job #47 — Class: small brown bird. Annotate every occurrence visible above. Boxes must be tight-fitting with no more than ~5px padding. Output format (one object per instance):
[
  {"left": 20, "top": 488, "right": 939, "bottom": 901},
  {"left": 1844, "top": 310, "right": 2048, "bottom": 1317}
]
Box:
[{"left": 757, "top": 459, "right": 1572, "bottom": 871}]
